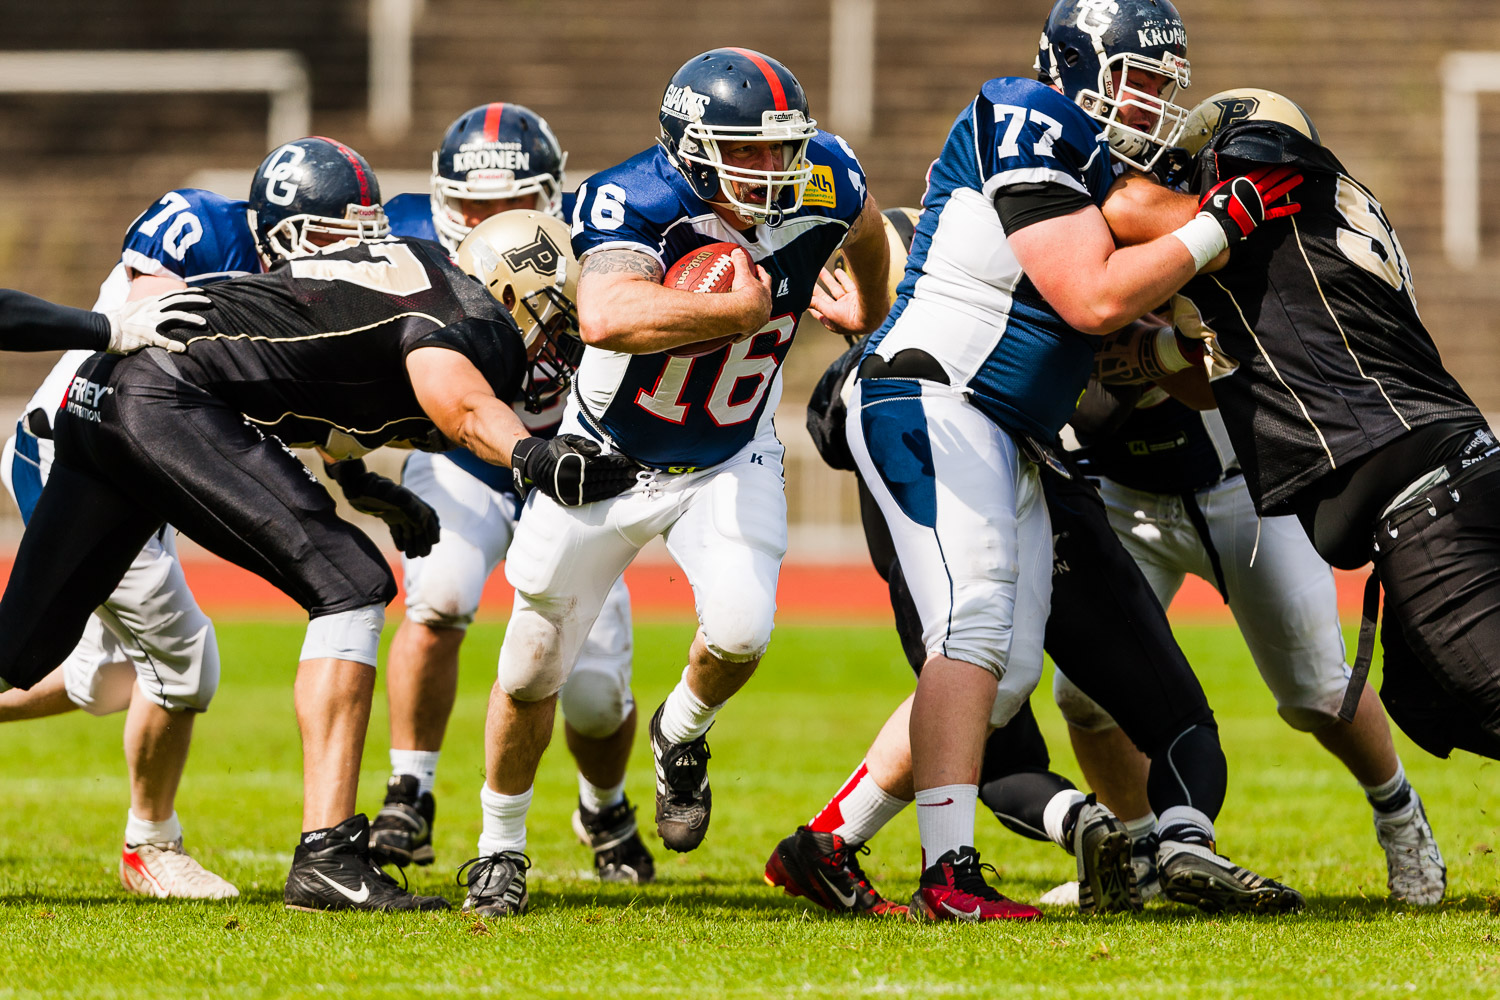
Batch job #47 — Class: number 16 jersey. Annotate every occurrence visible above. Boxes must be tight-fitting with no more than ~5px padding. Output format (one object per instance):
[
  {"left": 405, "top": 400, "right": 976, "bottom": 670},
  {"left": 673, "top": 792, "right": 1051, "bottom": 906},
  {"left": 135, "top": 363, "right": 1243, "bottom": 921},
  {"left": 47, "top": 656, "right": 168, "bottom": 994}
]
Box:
[{"left": 568, "top": 134, "right": 867, "bottom": 470}]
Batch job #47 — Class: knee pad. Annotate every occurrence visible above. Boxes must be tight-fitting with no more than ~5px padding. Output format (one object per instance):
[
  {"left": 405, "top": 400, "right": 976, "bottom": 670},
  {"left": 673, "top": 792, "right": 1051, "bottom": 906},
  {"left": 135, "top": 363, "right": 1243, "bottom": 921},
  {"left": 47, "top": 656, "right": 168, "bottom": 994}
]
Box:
[
  {"left": 301, "top": 604, "right": 385, "bottom": 667},
  {"left": 1053, "top": 670, "right": 1121, "bottom": 732},
  {"left": 1277, "top": 702, "right": 1342, "bottom": 733},
  {"left": 67, "top": 661, "right": 137, "bottom": 716},
  {"left": 403, "top": 542, "right": 491, "bottom": 631},
  {"left": 496, "top": 604, "right": 571, "bottom": 702},
  {"left": 697, "top": 602, "right": 774, "bottom": 664},
  {"left": 139, "top": 617, "right": 220, "bottom": 713},
  {"left": 559, "top": 666, "right": 634, "bottom": 739}
]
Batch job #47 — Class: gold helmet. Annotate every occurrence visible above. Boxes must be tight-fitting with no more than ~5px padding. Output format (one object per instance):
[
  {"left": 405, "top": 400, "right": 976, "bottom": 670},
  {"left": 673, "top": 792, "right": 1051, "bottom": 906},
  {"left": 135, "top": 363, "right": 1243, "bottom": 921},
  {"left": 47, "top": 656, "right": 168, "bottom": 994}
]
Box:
[
  {"left": 828, "top": 206, "right": 921, "bottom": 313},
  {"left": 456, "top": 210, "right": 583, "bottom": 413},
  {"left": 1177, "top": 88, "right": 1320, "bottom": 156}
]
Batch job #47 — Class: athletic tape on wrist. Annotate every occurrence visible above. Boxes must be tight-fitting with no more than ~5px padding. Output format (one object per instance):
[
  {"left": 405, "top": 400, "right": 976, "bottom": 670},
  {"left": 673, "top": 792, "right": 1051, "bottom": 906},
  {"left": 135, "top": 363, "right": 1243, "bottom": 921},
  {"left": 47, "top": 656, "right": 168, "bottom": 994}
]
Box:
[{"left": 1170, "top": 214, "right": 1229, "bottom": 271}]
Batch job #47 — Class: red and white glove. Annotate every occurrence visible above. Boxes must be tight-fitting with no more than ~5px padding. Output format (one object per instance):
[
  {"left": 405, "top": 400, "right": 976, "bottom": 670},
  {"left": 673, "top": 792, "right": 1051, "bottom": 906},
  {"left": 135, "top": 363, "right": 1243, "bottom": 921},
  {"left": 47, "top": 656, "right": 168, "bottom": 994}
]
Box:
[{"left": 1198, "top": 165, "right": 1305, "bottom": 242}]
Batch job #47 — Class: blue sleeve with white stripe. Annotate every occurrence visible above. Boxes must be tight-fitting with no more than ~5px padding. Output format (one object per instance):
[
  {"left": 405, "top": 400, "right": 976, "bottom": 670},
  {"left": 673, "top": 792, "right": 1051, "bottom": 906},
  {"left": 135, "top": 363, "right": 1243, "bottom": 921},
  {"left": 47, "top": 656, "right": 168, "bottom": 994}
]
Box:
[
  {"left": 119, "top": 189, "right": 259, "bottom": 285},
  {"left": 570, "top": 149, "right": 689, "bottom": 266},
  {"left": 972, "top": 78, "right": 1112, "bottom": 206}
]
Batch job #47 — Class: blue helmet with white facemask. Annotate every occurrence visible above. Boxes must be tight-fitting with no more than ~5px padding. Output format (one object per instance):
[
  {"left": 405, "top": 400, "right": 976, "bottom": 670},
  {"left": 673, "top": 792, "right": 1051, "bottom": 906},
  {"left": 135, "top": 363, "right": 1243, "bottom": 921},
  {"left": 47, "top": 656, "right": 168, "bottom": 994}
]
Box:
[{"left": 1036, "top": 0, "right": 1192, "bottom": 171}]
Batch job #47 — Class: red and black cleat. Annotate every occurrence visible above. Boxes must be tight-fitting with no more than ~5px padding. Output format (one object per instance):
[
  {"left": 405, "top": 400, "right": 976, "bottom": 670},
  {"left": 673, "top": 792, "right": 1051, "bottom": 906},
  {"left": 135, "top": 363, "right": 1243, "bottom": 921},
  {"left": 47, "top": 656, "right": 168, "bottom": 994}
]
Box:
[
  {"left": 764, "top": 826, "right": 907, "bottom": 916},
  {"left": 909, "top": 846, "right": 1042, "bottom": 922}
]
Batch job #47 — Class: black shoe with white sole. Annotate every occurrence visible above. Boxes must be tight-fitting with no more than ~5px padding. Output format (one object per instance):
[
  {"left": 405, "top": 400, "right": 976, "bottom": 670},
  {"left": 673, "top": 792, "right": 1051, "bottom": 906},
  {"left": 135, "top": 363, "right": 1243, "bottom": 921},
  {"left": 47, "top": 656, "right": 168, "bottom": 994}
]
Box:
[
  {"left": 370, "top": 775, "right": 435, "bottom": 868},
  {"left": 458, "top": 851, "right": 531, "bottom": 917},
  {"left": 1071, "top": 796, "right": 1141, "bottom": 915},
  {"left": 284, "top": 814, "right": 450, "bottom": 913},
  {"left": 1158, "top": 839, "right": 1305, "bottom": 914},
  {"left": 649, "top": 704, "right": 712, "bottom": 853},
  {"left": 573, "top": 797, "right": 656, "bottom": 884}
]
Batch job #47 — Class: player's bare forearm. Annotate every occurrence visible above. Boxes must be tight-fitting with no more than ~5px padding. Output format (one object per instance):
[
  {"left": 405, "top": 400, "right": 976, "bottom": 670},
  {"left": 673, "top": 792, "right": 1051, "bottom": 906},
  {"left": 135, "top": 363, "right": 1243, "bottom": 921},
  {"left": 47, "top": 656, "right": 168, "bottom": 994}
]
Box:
[
  {"left": 576, "top": 248, "right": 769, "bottom": 353},
  {"left": 1008, "top": 206, "right": 1201, "bottom": 337},
  {"left": 406, "top": 345, "right": 528, "bottom": 466},
  {"left": 1103, "top": 171, "right": 1229, "bottom": 272},
  {"left": 1155, "top": 363, "right": 1217, "bottom": 410}
]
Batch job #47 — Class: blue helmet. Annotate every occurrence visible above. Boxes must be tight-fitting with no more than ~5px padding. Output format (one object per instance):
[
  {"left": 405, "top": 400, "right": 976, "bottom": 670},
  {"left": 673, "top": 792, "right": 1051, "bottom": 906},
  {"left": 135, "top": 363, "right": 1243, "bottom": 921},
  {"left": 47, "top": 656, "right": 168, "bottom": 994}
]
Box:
[
  {"left": 1035, "top": 0, "right": 1192, "bottom": 171},
  {"left": 657, "top": 47, "right": 818, "bottom": 226},
  {"left": 247, "top": 137, "right": 388, "bottom": 267},
  {"left": 430, "top": 102, "right": 567, "bottom": 251}
]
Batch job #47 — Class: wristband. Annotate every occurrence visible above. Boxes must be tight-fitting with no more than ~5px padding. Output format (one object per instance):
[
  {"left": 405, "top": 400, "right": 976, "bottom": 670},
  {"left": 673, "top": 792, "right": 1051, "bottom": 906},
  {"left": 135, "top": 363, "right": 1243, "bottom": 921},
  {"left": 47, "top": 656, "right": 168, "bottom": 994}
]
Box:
[
  {"left": 1169, "top": 214, "right": 1230, "bottom": 272},
  {"left": 1153, "top": 325, "right": 1190, "bottom": 373}
]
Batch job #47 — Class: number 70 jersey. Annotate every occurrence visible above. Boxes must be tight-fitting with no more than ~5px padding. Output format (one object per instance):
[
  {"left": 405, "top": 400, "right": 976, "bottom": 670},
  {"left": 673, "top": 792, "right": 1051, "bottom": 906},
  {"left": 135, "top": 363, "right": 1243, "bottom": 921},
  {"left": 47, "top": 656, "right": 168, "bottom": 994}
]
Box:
[{"left": 567, "top": 135, "right": 867, "bottom": 470}]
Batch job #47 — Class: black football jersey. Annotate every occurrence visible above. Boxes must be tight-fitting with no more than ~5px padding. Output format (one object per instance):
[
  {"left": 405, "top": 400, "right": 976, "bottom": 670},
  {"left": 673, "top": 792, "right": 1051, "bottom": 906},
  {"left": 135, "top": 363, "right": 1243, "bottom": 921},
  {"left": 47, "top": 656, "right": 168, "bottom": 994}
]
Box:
[
  {"left": 1175, "top": 122, "right": 1483, "bottom": 516},
  {"left": 161, "top": 237, "right": 526, "bottom": 455}
]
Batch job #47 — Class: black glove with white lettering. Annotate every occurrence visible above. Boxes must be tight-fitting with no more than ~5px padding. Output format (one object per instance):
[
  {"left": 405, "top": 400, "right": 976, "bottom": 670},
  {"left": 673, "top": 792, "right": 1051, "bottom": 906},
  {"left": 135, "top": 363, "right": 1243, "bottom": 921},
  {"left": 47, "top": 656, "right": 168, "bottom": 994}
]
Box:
[
  {"left": 511, "top": 433, "right": 642, "bottom": 507},
  {"left": 324, "top": 458, "right": 441, "bottom": 558}
]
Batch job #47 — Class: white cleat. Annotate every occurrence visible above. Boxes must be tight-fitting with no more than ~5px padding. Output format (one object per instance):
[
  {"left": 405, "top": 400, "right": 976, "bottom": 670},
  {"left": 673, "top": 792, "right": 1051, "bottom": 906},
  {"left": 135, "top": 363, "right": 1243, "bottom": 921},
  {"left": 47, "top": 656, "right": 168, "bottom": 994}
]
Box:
[
  {"left": 120, "top": 838, "right": 239, "bottom": 900},
  {"left": 1374, "top": 794, "right": 1446, "bottom": 906}
]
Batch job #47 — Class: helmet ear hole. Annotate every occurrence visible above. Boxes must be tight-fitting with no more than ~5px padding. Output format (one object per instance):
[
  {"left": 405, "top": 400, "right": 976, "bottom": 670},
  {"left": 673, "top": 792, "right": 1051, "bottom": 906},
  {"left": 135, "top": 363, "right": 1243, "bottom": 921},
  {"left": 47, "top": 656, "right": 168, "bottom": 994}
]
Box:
[
  {"left": 500, "top": 283, "right": 517, "bottom": 310},
  {"left": 1063, "top": 47, "right": 1081, "bottom": 67}
]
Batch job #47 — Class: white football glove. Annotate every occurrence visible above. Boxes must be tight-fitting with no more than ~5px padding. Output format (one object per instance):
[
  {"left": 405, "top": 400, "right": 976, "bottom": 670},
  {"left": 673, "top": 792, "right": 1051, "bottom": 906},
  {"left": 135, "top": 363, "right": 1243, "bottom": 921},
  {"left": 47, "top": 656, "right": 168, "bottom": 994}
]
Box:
[{"left": 101, "top": 292, "right": 211, "bottom": 354}]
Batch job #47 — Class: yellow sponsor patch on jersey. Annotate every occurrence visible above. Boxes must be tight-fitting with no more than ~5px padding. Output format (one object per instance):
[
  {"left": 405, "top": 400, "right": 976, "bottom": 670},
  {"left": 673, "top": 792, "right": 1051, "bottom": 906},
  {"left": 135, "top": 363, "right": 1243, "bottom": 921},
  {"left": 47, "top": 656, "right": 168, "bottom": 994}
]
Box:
[{"left": 803, "top": 165, "right": 837, "bottom": 208}]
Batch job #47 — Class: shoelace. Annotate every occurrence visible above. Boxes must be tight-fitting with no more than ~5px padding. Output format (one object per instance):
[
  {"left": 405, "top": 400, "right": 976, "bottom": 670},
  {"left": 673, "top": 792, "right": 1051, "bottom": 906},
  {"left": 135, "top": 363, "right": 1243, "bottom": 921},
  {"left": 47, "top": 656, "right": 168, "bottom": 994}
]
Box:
[
  {"left": 829, "top": 842, "right": 876, "bottom": 893},
  {"left": 456, "top": 852, "right": 533, "bottom": 896},
  {"left": 951, "top": 859, "right": 1007, "bottom": 903}
]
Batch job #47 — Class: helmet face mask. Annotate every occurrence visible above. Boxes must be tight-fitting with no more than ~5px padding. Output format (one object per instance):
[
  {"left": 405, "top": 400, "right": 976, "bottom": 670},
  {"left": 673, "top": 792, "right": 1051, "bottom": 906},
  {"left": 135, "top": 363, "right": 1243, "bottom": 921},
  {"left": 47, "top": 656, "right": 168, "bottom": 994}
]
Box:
[
  {"left": 455, "top": 211, "right": 584, "bottom": 413},
  {"left": 429, "top": 103, "right": 567, "bottom": 252},
  {"left": 658, "top": 48, "right": 818, "bottom": 227},
  {"left": 1036, "top": 0, "right": 1192, "bottom": 172},
  {"left": 248, "top": 137, "right": 388, "bottom": 268}
]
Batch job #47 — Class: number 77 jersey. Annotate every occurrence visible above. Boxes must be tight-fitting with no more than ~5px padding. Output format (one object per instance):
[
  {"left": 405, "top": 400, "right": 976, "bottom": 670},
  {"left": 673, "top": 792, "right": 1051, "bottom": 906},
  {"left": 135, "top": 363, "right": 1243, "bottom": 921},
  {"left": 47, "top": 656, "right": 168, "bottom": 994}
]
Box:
[{"left": 567, "top": 133, "right": 867, "bottom": 470}]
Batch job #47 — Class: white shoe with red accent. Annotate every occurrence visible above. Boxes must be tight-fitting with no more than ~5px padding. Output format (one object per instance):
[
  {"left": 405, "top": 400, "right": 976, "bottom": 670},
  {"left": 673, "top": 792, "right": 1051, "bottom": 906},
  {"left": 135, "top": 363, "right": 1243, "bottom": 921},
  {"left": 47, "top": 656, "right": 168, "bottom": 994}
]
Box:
[{"left": 120, "top": 838, "right": 239, "bottom": 900}]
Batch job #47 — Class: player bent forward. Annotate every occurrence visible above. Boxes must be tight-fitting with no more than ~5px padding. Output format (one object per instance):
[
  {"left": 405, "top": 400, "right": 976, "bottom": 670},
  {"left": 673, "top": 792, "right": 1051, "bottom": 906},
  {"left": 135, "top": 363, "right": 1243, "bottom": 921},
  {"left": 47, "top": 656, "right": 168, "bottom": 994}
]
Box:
[{"left": 0, "top": 219, "right": 639, "bottom": 913}]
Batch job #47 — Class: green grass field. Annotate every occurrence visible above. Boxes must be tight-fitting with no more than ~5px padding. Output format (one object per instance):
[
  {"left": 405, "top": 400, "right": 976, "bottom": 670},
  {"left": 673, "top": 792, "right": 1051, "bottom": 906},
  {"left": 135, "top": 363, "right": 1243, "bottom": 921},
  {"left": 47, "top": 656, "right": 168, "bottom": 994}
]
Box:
[{"left": 2, "top": 618, "right": 1499, "bottom": 998}]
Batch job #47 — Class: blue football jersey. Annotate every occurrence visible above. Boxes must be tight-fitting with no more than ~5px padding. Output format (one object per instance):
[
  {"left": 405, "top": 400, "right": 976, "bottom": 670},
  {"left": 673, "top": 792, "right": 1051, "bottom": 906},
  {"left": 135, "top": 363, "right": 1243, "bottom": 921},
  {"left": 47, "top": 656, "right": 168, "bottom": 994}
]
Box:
[
  {"left": 384, "top": 191, "right": 439, "bottom": 243},
  {"left": 120, "top": 188, "right": 259, "bottom": 287},
  {"left": 569, "top": 133, "right": 866, "bottom": 469},
  {"left": 866, "top": 78, "right": 1113, "bottom": 442}
]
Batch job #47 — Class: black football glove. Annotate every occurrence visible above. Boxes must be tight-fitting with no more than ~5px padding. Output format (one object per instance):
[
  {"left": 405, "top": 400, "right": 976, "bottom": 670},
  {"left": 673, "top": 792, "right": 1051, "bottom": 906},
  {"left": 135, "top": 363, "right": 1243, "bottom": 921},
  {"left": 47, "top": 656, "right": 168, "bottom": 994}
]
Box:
[
  {"left": 1197, "top": 165, "right": 1304, "bottom": 243},
  {"left": 324, "top": 458, "right": 441, "bottom": 558},
  {"left": 511, "top": 433, "right": 642, "bottom": 507}
]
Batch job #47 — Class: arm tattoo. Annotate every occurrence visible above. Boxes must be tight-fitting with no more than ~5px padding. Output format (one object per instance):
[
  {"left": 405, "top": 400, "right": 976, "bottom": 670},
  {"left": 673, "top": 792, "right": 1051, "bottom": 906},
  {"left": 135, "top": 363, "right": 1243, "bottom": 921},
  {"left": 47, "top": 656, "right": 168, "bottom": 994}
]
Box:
[{"left": 580, "top": 249, "right": 663, "bottom": 282}]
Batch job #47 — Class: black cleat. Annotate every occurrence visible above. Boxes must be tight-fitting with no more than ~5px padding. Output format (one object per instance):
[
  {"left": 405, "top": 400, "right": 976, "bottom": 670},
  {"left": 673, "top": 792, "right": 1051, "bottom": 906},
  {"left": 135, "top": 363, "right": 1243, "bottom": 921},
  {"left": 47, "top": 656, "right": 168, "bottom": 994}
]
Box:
[
  {"left": 764, "top": 826, "right": 907, "bottom": 916},
  {"left": 1158, "top": 839, "right": 1305, "bottom": 914},
  {"left": 458, "top": 851, "right": 531, "bottom": 917},
  {"left": 1072, "top": 796, "right": 1141, "bottom": 915},
  {"left": 369, "top": 774, "right": 435, "bottom": 868},
  {"left": 572, "top": 797, "right": 656, "bottom": 884},
  {"left": 284, "top": 814, "right": 450, "bottom": 913},
  {"left": 649, "top": 703, "right": 712, "bottom": 852}
]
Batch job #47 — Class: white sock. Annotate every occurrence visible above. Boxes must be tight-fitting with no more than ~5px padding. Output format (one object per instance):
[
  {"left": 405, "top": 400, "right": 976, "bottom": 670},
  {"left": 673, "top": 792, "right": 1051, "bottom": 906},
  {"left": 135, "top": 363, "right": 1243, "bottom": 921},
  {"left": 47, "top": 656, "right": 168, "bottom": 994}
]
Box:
[
  {"left": 477, "top": 784, "right": 532, "bottom": 856},
  {"left": 1122, "top": 811, "right": 1158, "bottom": 843},
  {"left": 1362, "top": 761, "right": 1414, "bottom": 817},
  {"left": 1041, "top": 789, "right": 1087, "bottom": 852},
  {"left": 807, "top": 761, "right": 911, "bottom": 844},
  {"left": 658, "top": 667, "right": 722, "bottom": 744},
  {"left": 915, "top": 783, "right": 978, "bottom": 868},
  {"left": 390, "top": 748, "right": 441, "bottom": 798},
  {"left": 125, "top": 810, "right": 182, "bottom": 847},
  {"left": 1156, "top": 805, "right": 1215, "bottom": 847},
  {"left": 579, "top": 773, "right": 626, "bottom": 814}
]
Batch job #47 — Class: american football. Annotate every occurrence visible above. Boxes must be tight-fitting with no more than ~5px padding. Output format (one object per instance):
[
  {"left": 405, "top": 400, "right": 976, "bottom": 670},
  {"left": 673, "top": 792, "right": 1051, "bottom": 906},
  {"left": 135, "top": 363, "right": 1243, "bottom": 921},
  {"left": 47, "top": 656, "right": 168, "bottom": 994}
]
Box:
[{"left": 662, "top": 241, "right": 741, "bottom": 356}]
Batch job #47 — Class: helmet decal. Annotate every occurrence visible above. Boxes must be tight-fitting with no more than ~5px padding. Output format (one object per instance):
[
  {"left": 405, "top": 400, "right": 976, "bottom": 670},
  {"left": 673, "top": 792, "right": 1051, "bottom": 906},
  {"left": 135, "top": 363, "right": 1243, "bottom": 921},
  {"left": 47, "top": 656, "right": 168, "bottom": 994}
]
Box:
[{"left": 428, "top": 102, "right": 567, "bottom": 251}]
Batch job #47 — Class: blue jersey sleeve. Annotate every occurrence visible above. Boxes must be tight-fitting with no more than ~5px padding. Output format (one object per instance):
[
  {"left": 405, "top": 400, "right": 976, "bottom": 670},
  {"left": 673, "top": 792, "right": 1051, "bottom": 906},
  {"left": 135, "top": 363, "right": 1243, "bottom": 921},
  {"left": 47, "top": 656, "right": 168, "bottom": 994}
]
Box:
[
  {"left": 801, "top": 131, "right": 868, "bottom": 230},
  {"left": 119, "top": 189, "right": 259, "bottom": 286},
  {"left": 384, "top": 192, "right": 439, "bottom": 242},
  {"left": 972, "top": 78, "right": 1112, "bottom": 205},
  {"left": 569, "top": 150, "right": 684, "bottom": 267}
]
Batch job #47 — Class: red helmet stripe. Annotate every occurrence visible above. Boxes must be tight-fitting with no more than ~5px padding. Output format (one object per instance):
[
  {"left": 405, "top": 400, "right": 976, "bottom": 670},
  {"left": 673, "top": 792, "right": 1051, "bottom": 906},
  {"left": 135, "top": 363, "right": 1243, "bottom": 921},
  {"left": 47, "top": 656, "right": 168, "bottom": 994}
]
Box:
[
  {"left": 728, "top": 48, "right": 788, "bottom": 111},
  {"left": 484, "top": 103, "right": 504, "bottom": 141},
  {"left": 313, "top": 135, "right": 373, "bottom": 206}
]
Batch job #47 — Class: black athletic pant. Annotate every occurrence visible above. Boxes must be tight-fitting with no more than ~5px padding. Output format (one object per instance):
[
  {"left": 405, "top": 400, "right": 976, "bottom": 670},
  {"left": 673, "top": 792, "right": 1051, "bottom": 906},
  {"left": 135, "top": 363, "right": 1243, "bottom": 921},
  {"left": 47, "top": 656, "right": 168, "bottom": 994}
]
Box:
[
  {"left": 0, "top": 351, "right": 395, "bottom": 690},
  {"left": 1373, "top": 459, "right": 1500, "bottom": 760}
]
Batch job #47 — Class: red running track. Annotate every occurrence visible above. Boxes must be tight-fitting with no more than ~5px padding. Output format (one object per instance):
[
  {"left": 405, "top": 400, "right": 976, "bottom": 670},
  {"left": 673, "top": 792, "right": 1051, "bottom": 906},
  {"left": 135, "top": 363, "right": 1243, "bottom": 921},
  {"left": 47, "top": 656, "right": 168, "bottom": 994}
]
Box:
[{"left": 0, "top": 555, "right": 1372, "bottom": 623}]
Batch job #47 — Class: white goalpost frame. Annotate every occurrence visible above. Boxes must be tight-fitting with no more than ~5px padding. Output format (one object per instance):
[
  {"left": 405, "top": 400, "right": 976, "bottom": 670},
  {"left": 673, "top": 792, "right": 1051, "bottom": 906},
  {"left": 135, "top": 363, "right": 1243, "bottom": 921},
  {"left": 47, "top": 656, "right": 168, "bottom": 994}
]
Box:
[
  {"left": 0, "top": 50, "right": 311, "bottom": 152},
  {"left": 1443, "top": 51, "right": 1500, "bottom": 270}
]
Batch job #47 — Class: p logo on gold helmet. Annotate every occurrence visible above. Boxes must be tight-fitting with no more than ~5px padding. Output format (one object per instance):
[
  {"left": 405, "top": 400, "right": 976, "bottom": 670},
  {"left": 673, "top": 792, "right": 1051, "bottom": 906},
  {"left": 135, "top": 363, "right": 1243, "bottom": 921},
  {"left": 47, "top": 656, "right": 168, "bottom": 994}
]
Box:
[{"left": 1177, "top": 88, "right": 1320, "bottom": 156}]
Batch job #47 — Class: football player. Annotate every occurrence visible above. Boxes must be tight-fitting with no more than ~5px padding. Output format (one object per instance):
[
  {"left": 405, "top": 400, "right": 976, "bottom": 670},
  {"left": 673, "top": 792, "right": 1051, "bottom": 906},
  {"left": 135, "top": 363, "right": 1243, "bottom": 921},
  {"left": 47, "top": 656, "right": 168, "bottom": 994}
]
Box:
[
  {"left": 0, "top": 137, "right": 424, "bottom": 901},
  {"left": 458, "top": 47, "right": 890, "bottom": 917},
  {"left": 369, "top": 104, "right": 653, "bottom": 884},
  {"left": 1101, "top": 87, "right": 1491, "bottom": 877},
  {"left": 0, "top": 218, "right": 641, "bottom": 913},
  {"left": 844, "top": 0, "right": 1305, "bottom": 920}
]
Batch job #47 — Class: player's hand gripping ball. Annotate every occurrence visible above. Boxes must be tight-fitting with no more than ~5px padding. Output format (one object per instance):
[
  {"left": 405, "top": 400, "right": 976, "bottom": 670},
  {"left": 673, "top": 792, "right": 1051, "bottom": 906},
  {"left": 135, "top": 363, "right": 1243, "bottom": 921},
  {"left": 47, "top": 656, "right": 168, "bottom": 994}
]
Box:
[{"left": 663, "top": 242, "right": 742, "bottom": 357}]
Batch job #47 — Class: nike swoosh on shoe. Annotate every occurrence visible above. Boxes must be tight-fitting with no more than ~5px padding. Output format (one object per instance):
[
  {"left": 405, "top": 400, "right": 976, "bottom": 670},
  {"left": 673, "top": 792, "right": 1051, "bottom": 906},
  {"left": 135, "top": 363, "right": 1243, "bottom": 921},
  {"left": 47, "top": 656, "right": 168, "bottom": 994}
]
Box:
[{"left": 313, "top": 870, "right": 371, "bottom": 904}]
